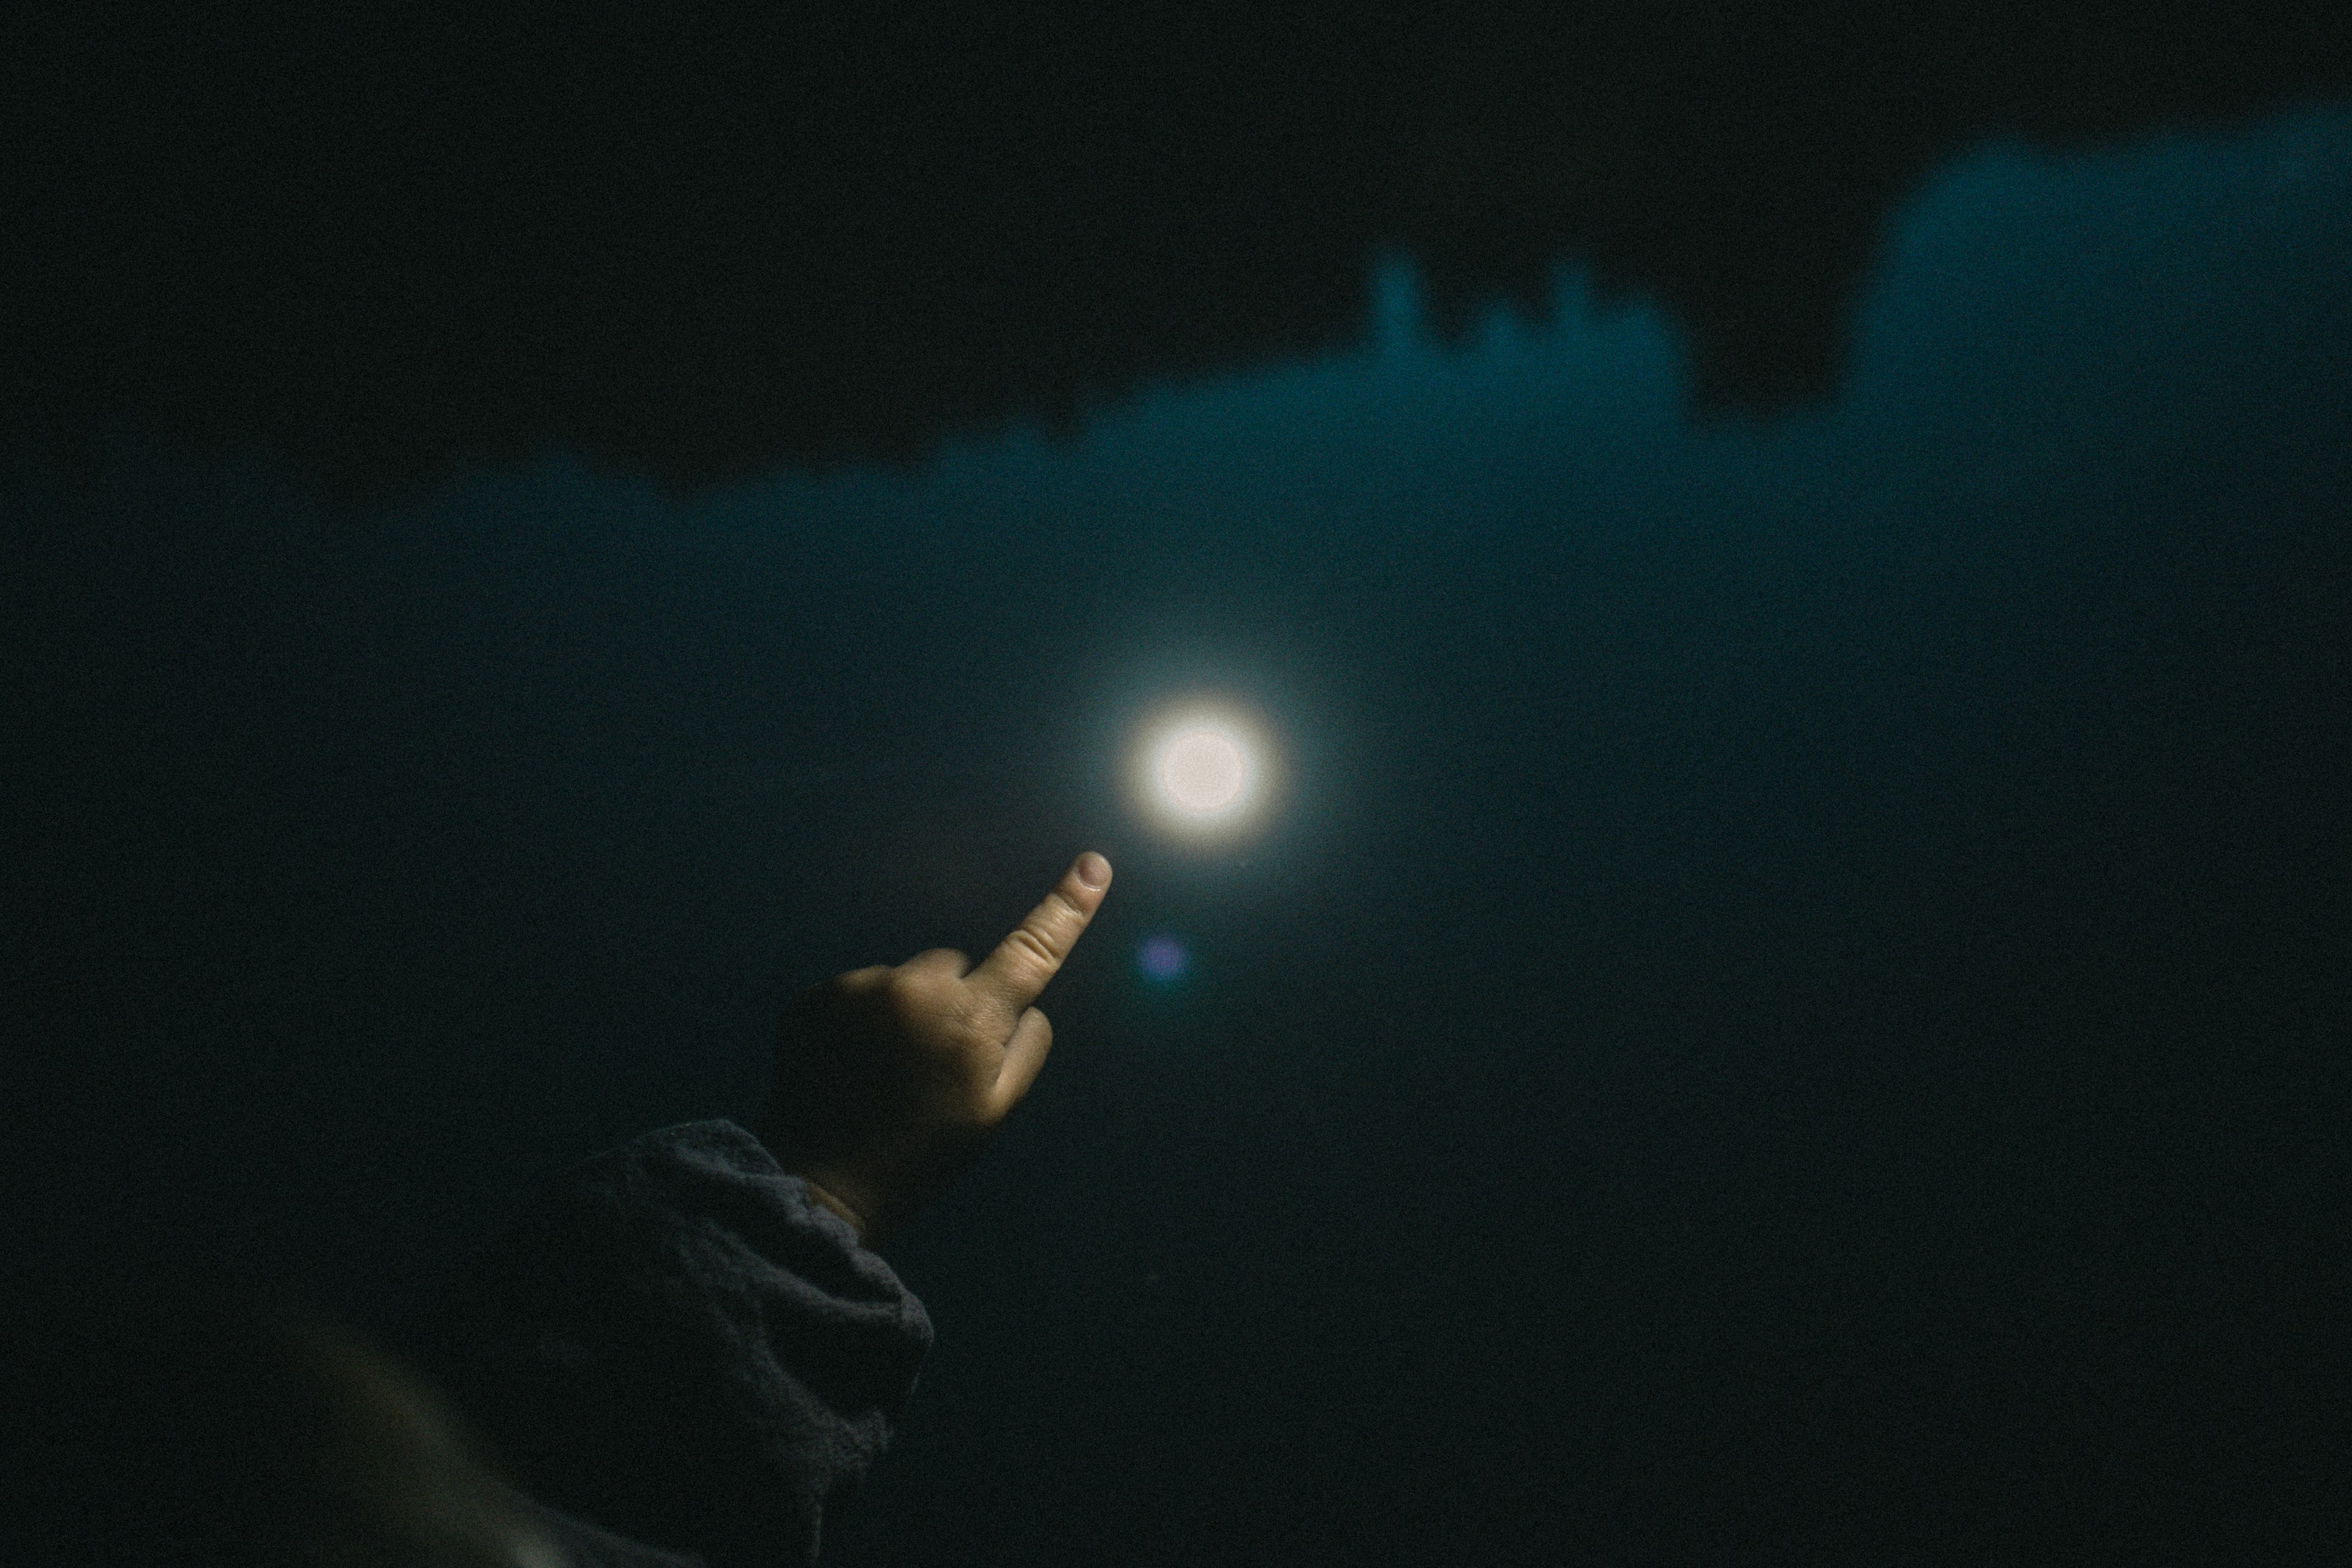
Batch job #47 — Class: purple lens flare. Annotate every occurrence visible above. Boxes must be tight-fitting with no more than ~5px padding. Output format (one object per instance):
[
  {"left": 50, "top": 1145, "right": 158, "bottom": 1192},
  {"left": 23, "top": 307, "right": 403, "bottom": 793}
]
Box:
[{"left": 1138, "top": 935, "right": 1189, "bottom": 981}]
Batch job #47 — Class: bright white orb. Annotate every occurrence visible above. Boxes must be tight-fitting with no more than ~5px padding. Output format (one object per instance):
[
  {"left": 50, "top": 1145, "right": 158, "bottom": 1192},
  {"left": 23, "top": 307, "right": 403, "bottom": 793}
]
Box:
[
  {"left": 1157, "top": 726, "right": 1248, "bottom": 816},
  {"left": 1134, "top": 706, "right": 1272, "bottom": 837}
]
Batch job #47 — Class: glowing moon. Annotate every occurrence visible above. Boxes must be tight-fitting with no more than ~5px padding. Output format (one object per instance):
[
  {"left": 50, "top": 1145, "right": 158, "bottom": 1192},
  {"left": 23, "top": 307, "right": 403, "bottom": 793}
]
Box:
[
  {"left": 1133, "top": 703, "right": 1276, "bottom": 838},
  {"left": 1156, "top": 725, "right": 1249, "bottom": 816}
]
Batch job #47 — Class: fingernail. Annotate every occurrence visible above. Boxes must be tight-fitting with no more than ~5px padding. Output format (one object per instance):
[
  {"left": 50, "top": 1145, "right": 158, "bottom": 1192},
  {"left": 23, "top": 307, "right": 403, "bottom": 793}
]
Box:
[{"left": 1076, "top": 851, "right": 1111, "bottom": 890}]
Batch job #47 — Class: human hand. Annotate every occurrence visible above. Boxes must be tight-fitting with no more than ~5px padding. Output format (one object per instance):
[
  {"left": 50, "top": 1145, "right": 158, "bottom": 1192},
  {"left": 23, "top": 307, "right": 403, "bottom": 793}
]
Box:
[{"left": 756, "top": 851, "right": 1113, "bottom": 1247}]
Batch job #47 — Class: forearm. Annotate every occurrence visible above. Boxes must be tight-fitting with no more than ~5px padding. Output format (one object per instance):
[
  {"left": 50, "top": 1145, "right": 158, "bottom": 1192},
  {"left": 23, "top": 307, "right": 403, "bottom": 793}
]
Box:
[
  {"left": 387, "top": 1120, "right": 931, "bottom": 1568},
  {"left": 783, "top": 1169, "right": 869, "bottom": 1246}
]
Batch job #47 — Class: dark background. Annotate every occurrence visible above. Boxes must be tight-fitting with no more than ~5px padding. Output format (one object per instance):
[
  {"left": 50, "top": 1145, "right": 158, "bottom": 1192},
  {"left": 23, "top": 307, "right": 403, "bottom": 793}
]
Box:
[{"left": 6, "top": 7, "right": 2350, "bottom": 1564}]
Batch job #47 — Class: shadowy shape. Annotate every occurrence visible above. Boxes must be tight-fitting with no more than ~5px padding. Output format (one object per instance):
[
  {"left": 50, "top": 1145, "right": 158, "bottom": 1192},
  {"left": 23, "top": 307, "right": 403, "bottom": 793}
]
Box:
[
  {"left": 6, "top": 3, "right": 2348, "bottom": 491},
  {"left": 2, "top": 1249, "right": 565, "bottom": 1567}
]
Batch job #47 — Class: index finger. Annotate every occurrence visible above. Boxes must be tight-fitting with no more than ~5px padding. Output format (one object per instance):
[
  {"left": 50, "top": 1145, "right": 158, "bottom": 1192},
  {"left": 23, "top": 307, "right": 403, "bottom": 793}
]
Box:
[{"left": 965, "top": 852, "right": 1113, "bottom": 1022}]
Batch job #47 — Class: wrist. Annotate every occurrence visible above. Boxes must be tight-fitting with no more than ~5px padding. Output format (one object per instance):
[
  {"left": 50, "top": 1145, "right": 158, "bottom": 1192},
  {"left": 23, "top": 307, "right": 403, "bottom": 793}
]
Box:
[
  {"left": 793, "top": 1172, "right": 873, "bottom": 1246},
  {"left": 752, "top": 1119, "right": 875, "bottom": 1245}
]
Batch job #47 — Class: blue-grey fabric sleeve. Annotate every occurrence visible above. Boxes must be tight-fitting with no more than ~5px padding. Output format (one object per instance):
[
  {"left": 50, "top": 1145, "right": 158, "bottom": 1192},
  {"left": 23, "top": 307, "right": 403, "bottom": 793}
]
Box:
[{"left": 387, "top": 1119, "right": 933, "bottom": 1568}]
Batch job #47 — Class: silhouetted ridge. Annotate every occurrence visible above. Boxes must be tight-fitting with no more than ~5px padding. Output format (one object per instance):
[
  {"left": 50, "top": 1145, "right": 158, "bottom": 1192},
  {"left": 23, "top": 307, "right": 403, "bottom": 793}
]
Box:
[{"left": 6, "top": 3, "right": 2347, "bottom": 490}]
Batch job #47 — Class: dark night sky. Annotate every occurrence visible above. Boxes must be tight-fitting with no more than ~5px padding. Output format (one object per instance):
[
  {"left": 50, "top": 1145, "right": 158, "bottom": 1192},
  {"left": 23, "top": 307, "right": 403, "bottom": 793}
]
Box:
[
  {"left": 5, "top": 17, "right": 2351, "bottom": 1567},
  {"left": 11, "top": 4, "right": 2352, "bottom": 484}
]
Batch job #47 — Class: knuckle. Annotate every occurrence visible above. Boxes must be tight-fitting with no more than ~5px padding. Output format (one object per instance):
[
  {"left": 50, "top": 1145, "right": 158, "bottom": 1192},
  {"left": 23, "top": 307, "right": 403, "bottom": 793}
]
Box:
[
  {"left": 924, "top": 992, "right": 988, "bottom": 1052},
  {"left": 881, "top": 971, "right": 944, "bottom": 1022},
  {"left": 1003, "top": 923, "right": 1060, "bottom": 972}
]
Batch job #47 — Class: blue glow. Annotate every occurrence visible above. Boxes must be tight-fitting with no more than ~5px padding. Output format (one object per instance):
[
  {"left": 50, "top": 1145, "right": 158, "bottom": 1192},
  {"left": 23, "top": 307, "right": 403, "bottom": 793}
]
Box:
[{"left": 1137, "top": 935, "right": 1190, "bottom": 982}]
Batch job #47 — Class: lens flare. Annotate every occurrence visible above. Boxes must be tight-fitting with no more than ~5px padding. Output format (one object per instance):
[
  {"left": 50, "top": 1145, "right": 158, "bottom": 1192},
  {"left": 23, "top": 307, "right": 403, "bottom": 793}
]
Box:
[{"left": 1138, "top": 934, "right": 1189, "bottom": 981}]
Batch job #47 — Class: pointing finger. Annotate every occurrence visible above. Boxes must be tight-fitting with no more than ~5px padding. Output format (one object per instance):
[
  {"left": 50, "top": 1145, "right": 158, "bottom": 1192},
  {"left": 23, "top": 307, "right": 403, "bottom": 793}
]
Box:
[{"left": 967, "top": 852, "right": 1112, "bottom": 1023}]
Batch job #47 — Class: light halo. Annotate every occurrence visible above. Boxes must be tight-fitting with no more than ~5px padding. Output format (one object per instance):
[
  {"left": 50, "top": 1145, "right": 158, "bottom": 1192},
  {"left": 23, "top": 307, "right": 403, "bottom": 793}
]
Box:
[{"left": 1130, "top": 701, "right": 1278, "bottom": 840}]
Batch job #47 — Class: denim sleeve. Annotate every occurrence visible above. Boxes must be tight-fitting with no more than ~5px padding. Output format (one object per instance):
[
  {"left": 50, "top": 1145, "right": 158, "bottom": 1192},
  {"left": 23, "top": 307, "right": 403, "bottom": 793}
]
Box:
[{"left": 388, "top": 1120, "right": 933, "bottom": 1568}]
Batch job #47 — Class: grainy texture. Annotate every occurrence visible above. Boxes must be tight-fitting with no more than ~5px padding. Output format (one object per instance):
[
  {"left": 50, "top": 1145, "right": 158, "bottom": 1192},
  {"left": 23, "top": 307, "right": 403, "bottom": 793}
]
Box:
[{"left": 390, "top": 1121, "right": 933, "bottom": 1568}]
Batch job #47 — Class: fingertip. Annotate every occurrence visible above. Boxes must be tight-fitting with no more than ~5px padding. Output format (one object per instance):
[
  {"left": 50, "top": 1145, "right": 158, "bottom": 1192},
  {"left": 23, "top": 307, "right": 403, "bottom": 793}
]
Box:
[{"left": 970, "top": 859, "right": 1107, "bottom": 1017}]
